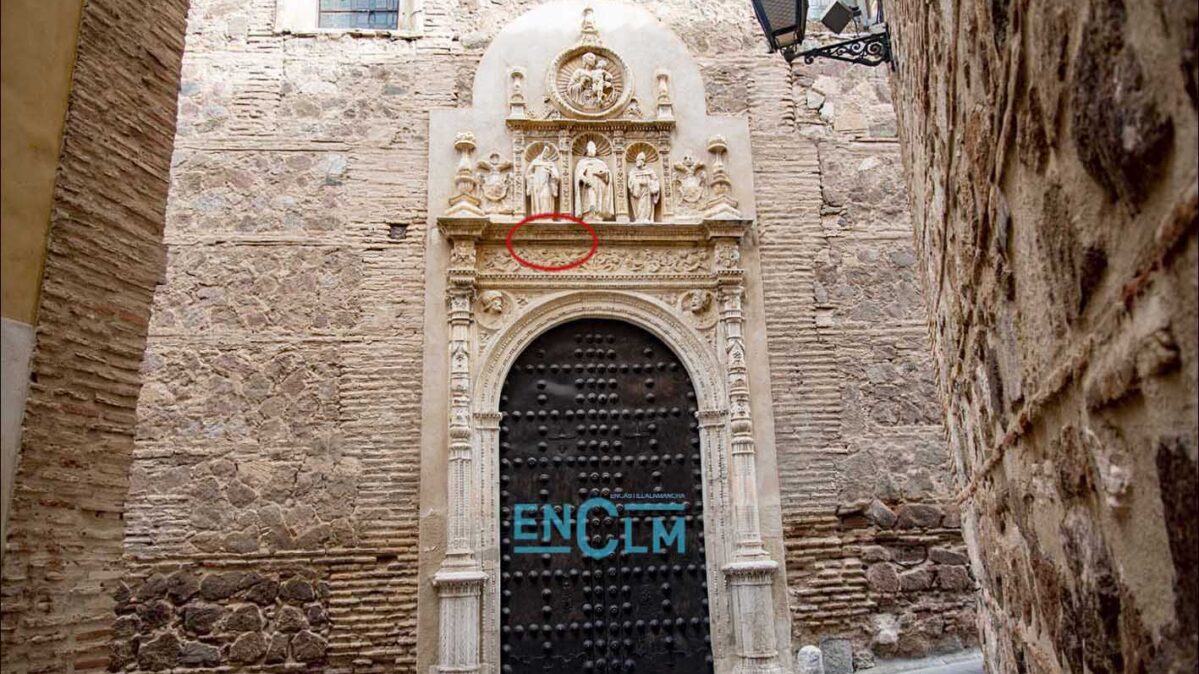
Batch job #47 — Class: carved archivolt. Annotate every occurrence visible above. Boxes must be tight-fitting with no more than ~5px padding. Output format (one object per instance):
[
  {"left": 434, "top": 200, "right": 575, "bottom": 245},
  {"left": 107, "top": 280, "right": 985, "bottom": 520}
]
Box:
[{"left": 474, "top": 290, "right": 725, "bottom": 412}]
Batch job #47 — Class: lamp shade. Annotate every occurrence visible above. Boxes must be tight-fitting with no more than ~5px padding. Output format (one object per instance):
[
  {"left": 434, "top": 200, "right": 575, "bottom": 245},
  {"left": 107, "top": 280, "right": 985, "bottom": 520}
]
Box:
[{"left": 751, "top": 0, "right": 810, "bottom": 51}]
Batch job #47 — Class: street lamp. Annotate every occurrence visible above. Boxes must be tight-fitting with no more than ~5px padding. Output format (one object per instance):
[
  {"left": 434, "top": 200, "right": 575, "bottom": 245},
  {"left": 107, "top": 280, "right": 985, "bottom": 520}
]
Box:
[{"left": 751, "top": 0, "right": 892, "bottom": 67}]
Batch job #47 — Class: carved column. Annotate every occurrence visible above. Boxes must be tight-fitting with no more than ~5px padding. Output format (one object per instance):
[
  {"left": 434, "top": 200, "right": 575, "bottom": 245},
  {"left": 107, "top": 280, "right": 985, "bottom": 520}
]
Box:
[
  {"left": 712, "top": 230, "right": 785, "bottom": 674},
  {"left": 613, "top": 130, "right": 628, "bottom": 222},
  {"left": 660, "top": 141, "right": 674, "bottom": 220},
  {"left": 558, "top": 130, "right": 572, "bottom": 216},
  {"left": 511, "top": 130, "right": 525, "bottom": 217},
  {"left": 434, "top": 221, "right": 488, "bottom": 674}
]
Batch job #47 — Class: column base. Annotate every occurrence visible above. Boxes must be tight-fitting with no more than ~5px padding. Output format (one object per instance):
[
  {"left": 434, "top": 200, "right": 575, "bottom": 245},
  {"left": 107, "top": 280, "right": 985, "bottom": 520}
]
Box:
[{"left": 724, "top": 559, "right": 786, "bottom": 674}]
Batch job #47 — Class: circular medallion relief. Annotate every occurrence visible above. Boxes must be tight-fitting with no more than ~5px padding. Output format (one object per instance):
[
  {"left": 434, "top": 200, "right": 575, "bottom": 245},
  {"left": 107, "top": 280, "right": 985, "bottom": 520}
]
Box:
[{"left": 547, "top": 45, "right": 633, "bottom": 118}]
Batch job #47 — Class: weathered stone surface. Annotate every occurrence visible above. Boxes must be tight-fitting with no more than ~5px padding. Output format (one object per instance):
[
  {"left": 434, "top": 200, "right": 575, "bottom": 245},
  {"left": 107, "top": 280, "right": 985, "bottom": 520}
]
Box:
[
  {"left": 166, "top": 570, "right": 201, "bottom": 604},
  {"left": 137, "top": 632, "right": 180, "bottom": 671},
  {"left": 229, "top": 632, "right": 267, "bottom": 664},
  {"left": 245, "top": 577, "right": 279, "bottom": 605},
  {"left": 898, "top": 569, "right": 933, "bottom": 592},
  {"left": 182, "top": 603, "right": 225, "bottom": 635},
  {"left": 0, "top": 0, "right": 189, "bottom": 670},
  {"left": 929, "top": 548, "right": 968, "bottom": 566},
  {"left": 867, "top": 500, "right": 897, "bottom": 529},
  {"left": 291, "top": 630, "right": 328, "bottom": 663},
  {"left": 199, "top": 572, "right": 249, "bottom": 601},
  {"left": 224, "top": 604, "right": 263, "bottom": 632},
  {"left": 936, "top": 566, "right": 973, "bottom": 591},
  {"left": 136, "top": 573, "right": 169, "bottom": 601},
  {"left": 179, "top": 640, "right": 221, "bottom": 667},
  {"left": 819, "top": 638, "right": 854, "bottom": 674},
  {"left": 889, "top": 0, "right": 1198, "bottom": 670},
  {"left": 265, "top": 633, "right": 290, "bottom": 664},
  {"left": 866, "top": 563, "right": 899, "bottom": 593},
  {"left": 276, "top": 604, "right": 309, "bottom": 633},
  {"left": 279, "top": 578, "right": 316, "bottom": 604},
  {"left": 136, "top": 600, "right": 174, "bottom": 631},
  {"left": 895, "top": 504, "right": 943, "bottom": 529}
]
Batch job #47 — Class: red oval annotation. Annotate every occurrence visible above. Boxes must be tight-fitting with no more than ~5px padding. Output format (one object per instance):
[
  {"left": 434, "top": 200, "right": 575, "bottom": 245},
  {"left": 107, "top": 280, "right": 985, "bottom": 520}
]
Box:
[{"left": 504, "top": 213, "right": 599, "bottom": 272}]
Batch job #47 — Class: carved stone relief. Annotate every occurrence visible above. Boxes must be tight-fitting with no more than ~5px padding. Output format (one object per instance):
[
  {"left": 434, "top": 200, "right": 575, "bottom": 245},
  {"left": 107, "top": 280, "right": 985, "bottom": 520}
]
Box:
[
  {"left": 477, "top": 244, "right": 709, "bottom": 275},
  {"left": 476, "top": 152, "right": 513, "bottom": 214}
]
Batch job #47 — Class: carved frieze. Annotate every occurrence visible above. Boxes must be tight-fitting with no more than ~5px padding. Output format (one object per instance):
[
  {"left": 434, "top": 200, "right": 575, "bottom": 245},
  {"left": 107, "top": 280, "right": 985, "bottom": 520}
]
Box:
[{"left": 477, "top": 244, "right": 709, "bottom": 275}]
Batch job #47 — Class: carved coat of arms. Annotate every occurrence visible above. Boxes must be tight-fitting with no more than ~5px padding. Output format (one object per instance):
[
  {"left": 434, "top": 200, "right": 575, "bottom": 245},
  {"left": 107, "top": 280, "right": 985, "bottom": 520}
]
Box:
[{"left": 673, "top": 155, "right": 707, "bottom": 208}]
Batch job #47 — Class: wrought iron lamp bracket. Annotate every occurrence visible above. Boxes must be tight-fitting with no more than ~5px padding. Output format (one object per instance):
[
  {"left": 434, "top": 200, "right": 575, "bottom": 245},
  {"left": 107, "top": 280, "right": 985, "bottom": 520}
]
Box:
[{"left": 784, "top": 29, "right": 893, "bottom": 68}]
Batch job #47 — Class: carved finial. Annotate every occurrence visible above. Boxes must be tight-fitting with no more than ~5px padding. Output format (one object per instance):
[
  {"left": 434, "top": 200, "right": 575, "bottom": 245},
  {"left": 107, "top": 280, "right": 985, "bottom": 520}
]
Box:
[
  {"left": 704, "top": 135, "right": 741, "bottom": 219},
  {"left": 446, "top": 131, "right": 484, "bottom": 217},
  {"left": 654, "top": 69, "right": 673, "bottom": 120},
  {"left": 507, "top": 67, "right": 527, "bottom": 119},
  {"left": 580, "top": 6, "right": 600, "bottom": 46}
]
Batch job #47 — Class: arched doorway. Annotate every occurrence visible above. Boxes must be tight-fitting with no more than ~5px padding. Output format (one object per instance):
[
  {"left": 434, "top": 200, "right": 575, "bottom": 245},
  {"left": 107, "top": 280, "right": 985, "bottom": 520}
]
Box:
[{"left": 498, "top": 318, "right": 714, "bottom": 673}]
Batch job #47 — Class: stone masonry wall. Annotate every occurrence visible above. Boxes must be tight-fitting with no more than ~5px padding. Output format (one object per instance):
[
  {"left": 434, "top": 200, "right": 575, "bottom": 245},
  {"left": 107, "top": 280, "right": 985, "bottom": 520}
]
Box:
[
  {"left": 889, "top": 0, "right": 1198, "bottom": 672},
  {"left": 122, "top": 0, "right": 974, "bottom": 670},
  {"left": 0, "top": 0, "right": 189, "bottom": 672}
]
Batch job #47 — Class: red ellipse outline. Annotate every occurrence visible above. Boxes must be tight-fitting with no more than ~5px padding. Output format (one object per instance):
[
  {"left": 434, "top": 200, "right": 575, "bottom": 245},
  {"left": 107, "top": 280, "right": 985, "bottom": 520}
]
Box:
[{"left": 504, "top": 213, "right": 599, "bottom": 272}]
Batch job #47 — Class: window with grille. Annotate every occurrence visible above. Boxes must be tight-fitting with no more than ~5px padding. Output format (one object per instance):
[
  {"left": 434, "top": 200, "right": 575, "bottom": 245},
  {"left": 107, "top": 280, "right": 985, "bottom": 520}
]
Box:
[{"left": 318, "top": 0, "right": 400, "bottom": 29}]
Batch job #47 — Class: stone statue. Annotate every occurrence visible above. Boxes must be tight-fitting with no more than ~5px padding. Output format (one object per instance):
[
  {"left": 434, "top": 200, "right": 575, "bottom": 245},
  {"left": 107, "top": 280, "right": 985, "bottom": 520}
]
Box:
[
  {"left": 566, "top": 52, "right": 614, "bottom": 109},
  {"left": 525, "top": 146, "right": 560, "bottom": 215},
  {"left": 627, "top": 152, "right": 660, "bottom": 222},
  {"left": 574, "top": 141, "right": 613, "bottom": 221}
]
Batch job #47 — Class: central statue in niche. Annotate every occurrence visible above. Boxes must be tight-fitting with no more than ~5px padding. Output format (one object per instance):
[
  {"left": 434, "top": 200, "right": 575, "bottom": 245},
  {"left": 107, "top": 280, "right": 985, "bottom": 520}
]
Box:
[
  {"left": 627, "top": 152, "right": 660, "bottom": 222},
  {"left": 574, "top": 141, "right": 614, "bottom": 221}
]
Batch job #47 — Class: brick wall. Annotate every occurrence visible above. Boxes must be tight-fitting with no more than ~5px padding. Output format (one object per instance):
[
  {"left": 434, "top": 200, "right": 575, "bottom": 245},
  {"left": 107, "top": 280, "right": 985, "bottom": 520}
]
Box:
[
  {"left": 0, "top": 0, "right": 189, "bottom": 671},
  {"left": 115, "top": 0, "right": 974, "bottom": 669},
  {"left": 889, "top": 0, "right": 1197, "bottom": 670}
]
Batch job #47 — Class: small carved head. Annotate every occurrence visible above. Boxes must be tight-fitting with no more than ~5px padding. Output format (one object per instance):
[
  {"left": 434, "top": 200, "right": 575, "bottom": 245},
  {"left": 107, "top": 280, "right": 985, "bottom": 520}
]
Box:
[
  {"left": 635, "top": 152, "right": 647, "bottom": 168},
  {"left": 480, "top": 290, "right": 506, "bottom": 314},
  {"left": 684, "top": 290, "right": 712, "bottom": 314},
  {"left": 582, "top": 52, "right": 597, "bottom": 67},
  {"left": 586, "top": 140, "right": 598, "bottom": 157}
]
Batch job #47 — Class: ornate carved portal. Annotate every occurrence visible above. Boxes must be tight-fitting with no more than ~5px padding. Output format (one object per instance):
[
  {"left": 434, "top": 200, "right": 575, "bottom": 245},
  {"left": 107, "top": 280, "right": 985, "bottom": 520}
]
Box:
[{"left": 425, "top": 4, "right": 790, "bottom": 674}]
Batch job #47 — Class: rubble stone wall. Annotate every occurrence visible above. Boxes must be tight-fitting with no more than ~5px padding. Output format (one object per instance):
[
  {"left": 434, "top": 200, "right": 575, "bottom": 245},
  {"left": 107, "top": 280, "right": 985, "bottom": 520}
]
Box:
[
  {"left": 0, "top": 0, "right": 189, "bottom": 672},
  {"left": 119, "top": 1, "right": 975, "bottom": 670},
  {"left": 889, "top": 0, "right": 1198, "bottom": 671}
]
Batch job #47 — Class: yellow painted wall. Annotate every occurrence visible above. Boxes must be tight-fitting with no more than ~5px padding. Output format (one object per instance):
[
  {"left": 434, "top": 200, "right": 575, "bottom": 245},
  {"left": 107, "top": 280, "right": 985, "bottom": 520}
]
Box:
[{"left": 1, "top": 0, "right": 85, "bottom": 324}]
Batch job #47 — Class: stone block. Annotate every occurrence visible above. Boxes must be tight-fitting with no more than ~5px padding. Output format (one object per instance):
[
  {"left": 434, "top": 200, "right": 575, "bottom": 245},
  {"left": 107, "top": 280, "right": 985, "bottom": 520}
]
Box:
[
  {"left": 898, "top": 568, "right": 932, "bottom": 591},
  {"left": 936, "top": 565, "right": 973, "bottom": 591},
  {"left": 929, "top": 547, "right": 968, "bottom": 565},
  {"left": 280, "top": 577, "right": 316, "bottom": 604},
  {"left": 229, "top": 632, "right": 267, "bottom": 664},
  {"left": 866, "top": 563, "right": 899, "bottom": 593},
  {"left": 138, "top": 632, "right": 180, "bottom": 671},
  {"left": 291, "top": 630, "right": 328, "bottom": 663},
  {"left": 895, "top": 504, "right": 943, "bottom": 529},
  {"left": 179, "top": 641, "right": 221, "bottom": 667},
  {"left": 819, "top": 638, "right": 854, "bottom": 674}
]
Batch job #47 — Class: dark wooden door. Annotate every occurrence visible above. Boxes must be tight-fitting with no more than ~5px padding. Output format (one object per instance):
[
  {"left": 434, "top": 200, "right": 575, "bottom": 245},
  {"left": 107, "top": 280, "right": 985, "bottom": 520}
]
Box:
[{"left": 499, "top": 319, "right": 714, "bottom": 674}]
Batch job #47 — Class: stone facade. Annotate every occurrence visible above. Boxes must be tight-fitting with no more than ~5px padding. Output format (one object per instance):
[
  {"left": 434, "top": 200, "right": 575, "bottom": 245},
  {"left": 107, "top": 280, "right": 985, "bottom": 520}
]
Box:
[
  {"left": 889, "top": 0, "right": 1198, "bottom": 672},
  {"left": 115, "top": 0, "right": 973, "bottom": 671},
  {"left": 0, "top": 1, "right": 189, "bottom": 672}
]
